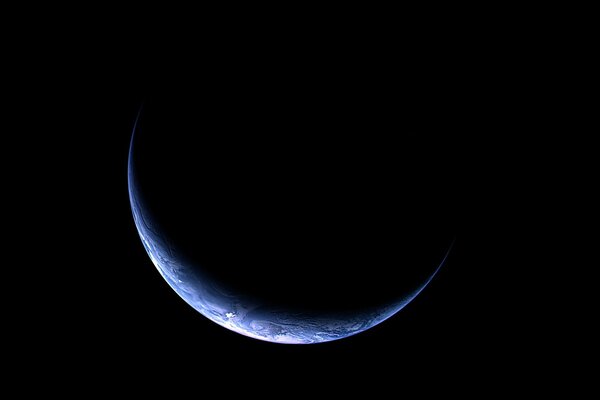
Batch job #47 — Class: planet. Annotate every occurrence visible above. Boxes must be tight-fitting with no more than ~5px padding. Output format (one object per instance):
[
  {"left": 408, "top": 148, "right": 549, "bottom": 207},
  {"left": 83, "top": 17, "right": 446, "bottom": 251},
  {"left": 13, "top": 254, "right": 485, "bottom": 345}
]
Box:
[{"left": 128, "top": 97, "right": 456, "bottom": 344}]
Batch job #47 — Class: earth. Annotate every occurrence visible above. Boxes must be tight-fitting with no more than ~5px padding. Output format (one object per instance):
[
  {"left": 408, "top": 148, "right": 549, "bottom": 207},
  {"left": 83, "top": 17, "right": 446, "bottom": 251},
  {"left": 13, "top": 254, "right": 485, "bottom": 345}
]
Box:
[{"left": 126, "top": 96, "right": 454, "bottom": 344}]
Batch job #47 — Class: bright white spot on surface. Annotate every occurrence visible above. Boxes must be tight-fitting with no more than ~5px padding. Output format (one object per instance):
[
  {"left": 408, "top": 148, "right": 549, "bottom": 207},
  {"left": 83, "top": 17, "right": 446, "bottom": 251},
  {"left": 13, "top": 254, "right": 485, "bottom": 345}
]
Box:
[{"left": 225, "top": 312, "right": 236, "bottom": 319}]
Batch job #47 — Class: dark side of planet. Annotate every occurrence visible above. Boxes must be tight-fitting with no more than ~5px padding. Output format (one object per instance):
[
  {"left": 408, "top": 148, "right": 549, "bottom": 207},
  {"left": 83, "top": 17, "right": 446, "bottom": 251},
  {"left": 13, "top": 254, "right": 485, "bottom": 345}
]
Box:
[{"left": 128, "top": 97, "right": 457, "bottom": 344}]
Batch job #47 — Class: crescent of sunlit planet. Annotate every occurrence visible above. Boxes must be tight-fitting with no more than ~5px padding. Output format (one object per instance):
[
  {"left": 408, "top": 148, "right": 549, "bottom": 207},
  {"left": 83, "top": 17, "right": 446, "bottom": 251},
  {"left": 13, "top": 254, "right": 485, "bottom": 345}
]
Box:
[{"left": 128, "top": 113, "right": 452, "bottom": 344}]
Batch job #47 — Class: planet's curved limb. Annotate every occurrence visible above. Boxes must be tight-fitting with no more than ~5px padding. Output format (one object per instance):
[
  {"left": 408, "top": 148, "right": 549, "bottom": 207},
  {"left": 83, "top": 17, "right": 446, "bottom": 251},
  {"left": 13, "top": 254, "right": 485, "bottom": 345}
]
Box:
[{"left": 127, "top": 117, "right": 451, "bottom": 344}]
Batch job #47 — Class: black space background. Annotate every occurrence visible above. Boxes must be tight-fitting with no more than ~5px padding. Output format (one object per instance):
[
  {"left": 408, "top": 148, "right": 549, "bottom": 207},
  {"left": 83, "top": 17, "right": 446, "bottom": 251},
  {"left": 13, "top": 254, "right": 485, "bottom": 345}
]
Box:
[{"left": 13, "top": 51, "right": 549, "bottom": 388}]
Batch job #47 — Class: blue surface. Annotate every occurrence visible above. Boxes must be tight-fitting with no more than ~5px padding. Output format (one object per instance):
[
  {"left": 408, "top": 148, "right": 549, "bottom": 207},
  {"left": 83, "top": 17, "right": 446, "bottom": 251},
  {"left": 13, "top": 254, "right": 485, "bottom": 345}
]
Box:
[{"left": 128, "top": 129, "right": 449, "bottom": 344}]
